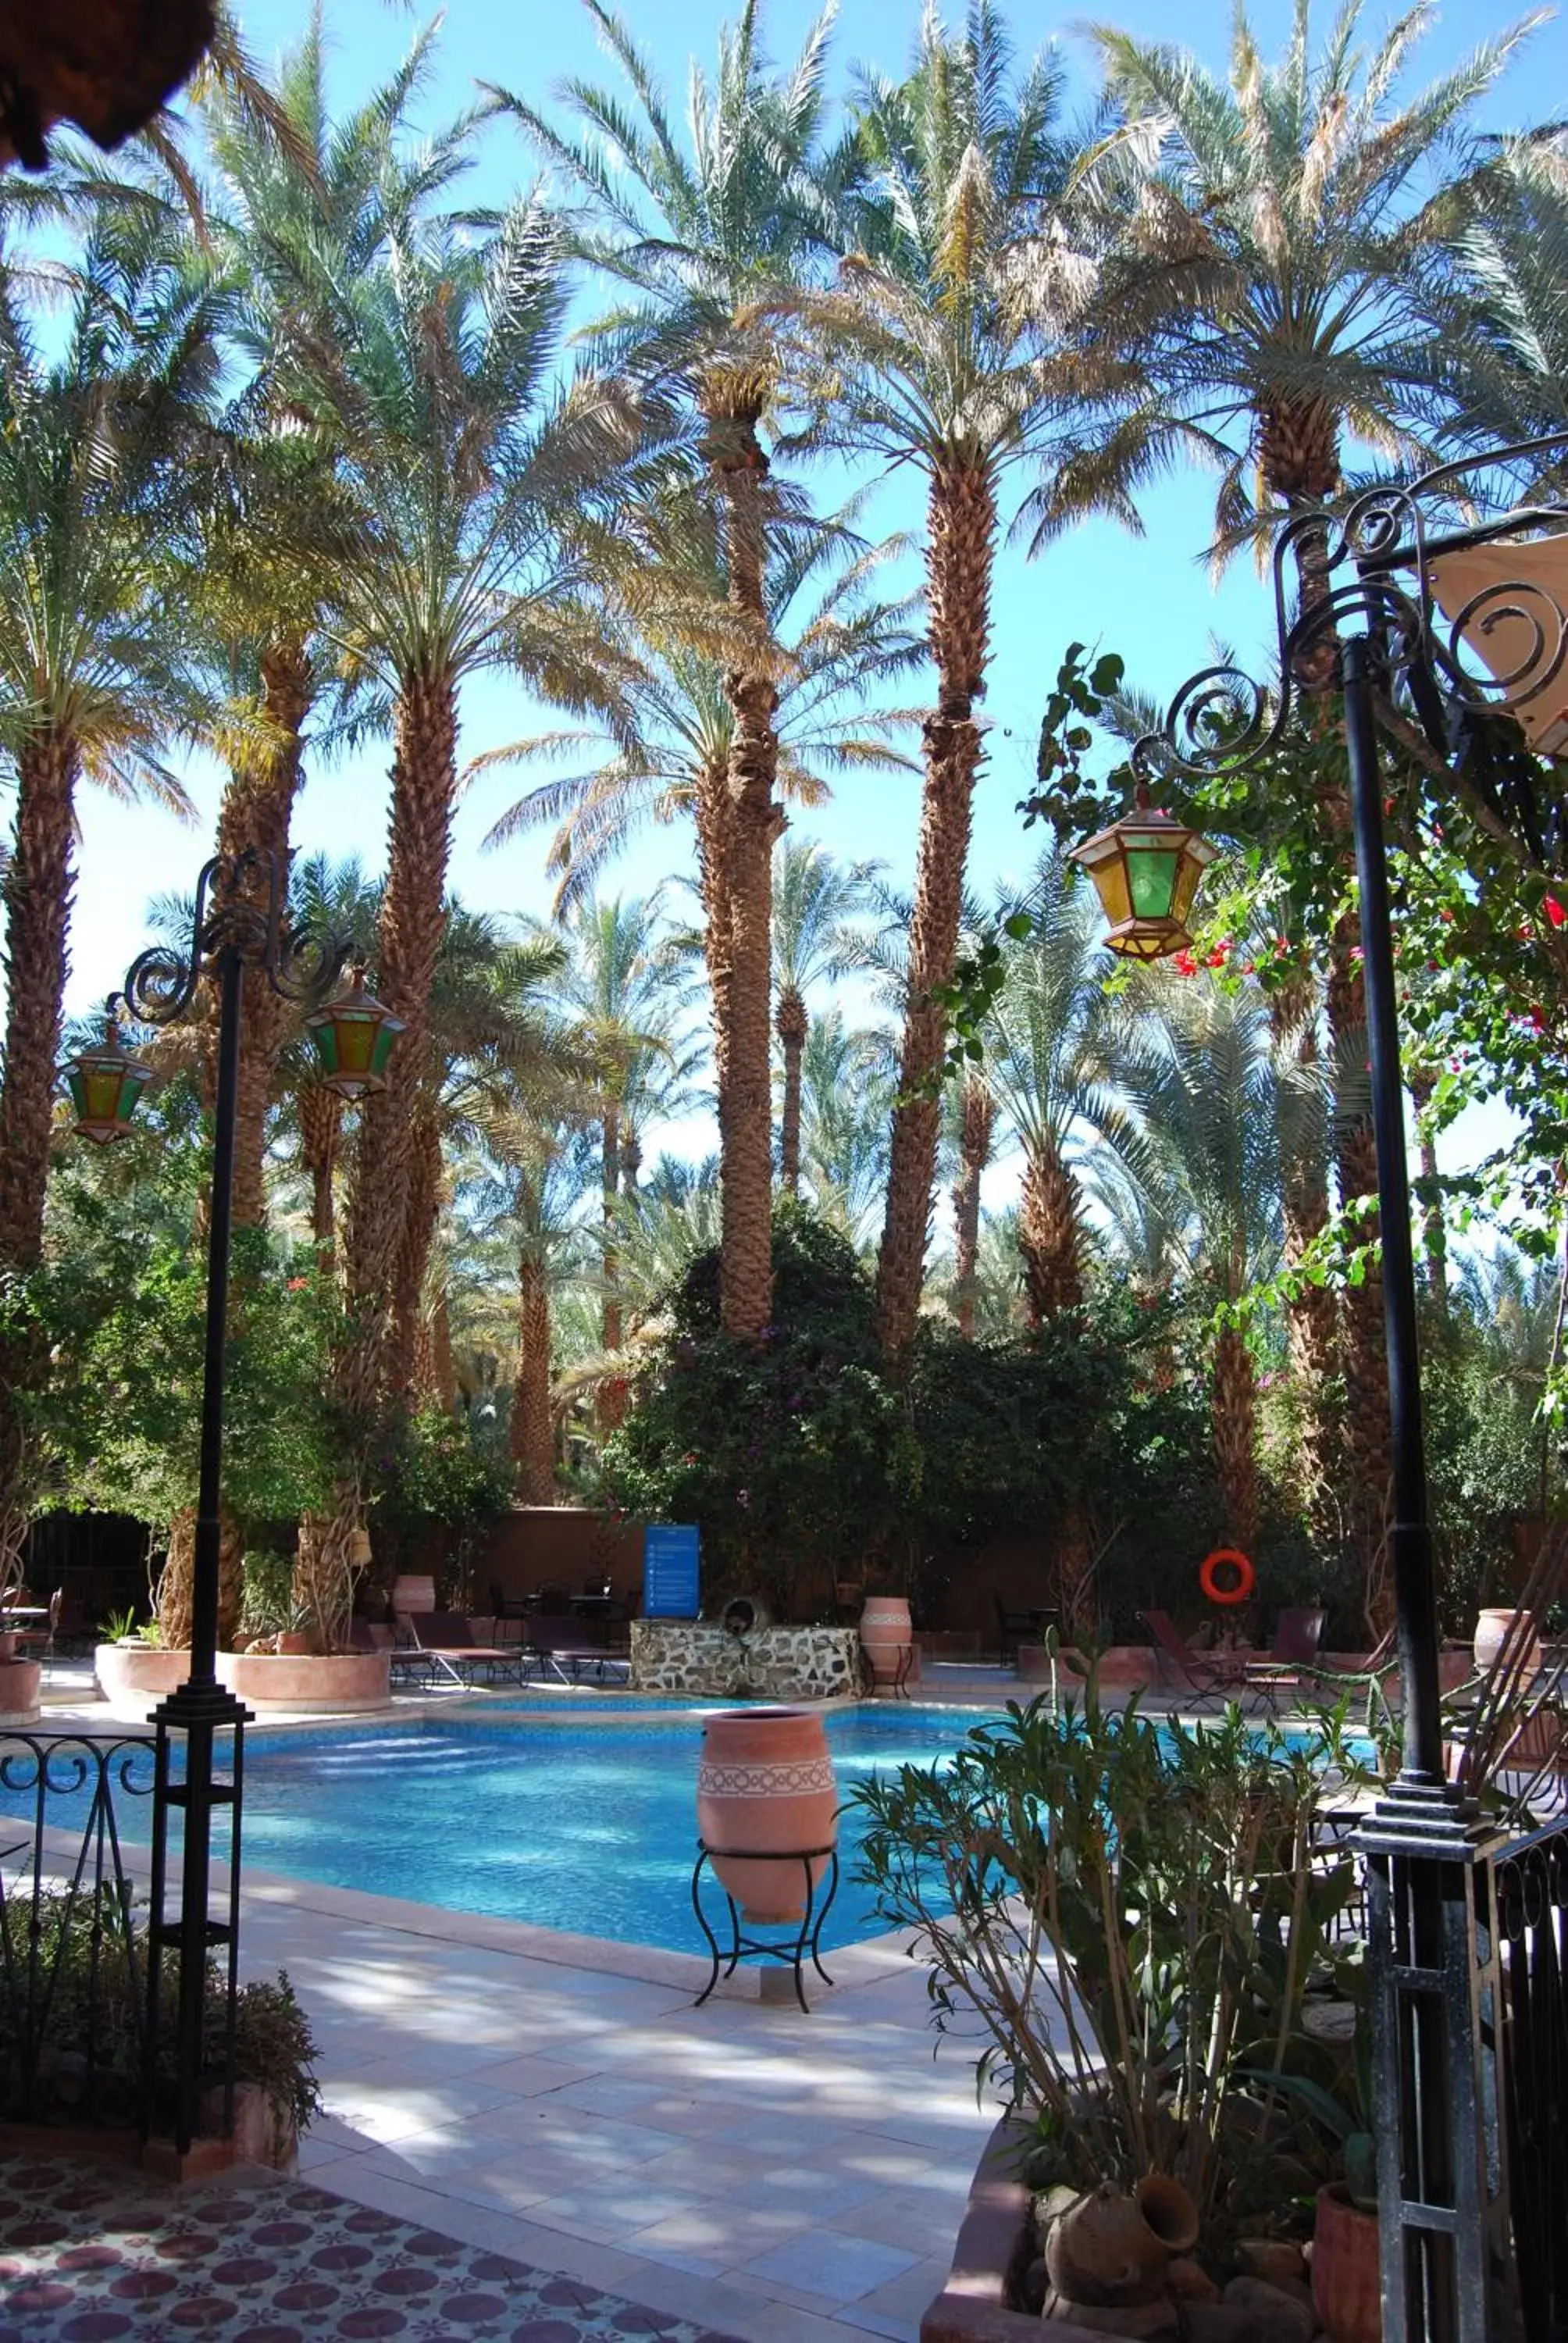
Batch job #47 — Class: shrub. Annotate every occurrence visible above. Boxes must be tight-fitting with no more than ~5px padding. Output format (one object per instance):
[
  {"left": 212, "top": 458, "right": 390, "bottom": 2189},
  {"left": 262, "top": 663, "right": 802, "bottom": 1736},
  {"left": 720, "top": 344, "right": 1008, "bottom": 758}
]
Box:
[{"left": 851, "top": 1681, "right": 1370, "bottom": 2224}]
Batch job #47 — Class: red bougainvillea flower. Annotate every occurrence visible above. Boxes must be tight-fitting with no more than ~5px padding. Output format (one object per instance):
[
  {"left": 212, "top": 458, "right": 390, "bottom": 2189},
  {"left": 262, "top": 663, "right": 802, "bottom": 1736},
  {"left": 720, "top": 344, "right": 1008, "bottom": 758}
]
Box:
[
  {"left": 1174, "top": 948, "right": 1199, "bottom": 977},
  {"left": 1205, "top": 940, "right": 1231, "bottom": 968},
  {"left": 287, "top": 1276, "right": 308, "bottom": 1292},
  {"left": 1546, "top": 897, "right": 1566, "bottom": 929}
]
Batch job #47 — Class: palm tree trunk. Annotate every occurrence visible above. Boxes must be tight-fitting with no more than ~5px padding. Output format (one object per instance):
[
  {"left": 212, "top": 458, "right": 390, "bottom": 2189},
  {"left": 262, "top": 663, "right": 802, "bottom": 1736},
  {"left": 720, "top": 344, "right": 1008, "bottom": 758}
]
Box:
[
  {"left": 875, "top": 457, "right": 996, "bottom": 1364},
  {"left": 1212, "top": 1323, "right": 1260, "bottom": 1559},
  {"left": 0, "top": 729, "right": 77, "bottom": 1271},
  {"left": 952, "top": 1076, "right": 994, "bottom": 1339},
  {"left": 157, "top": 1501, "right": 244, "bottom": 1652},
  {"left": 430, "top": 1286, "right": 457, "bottom": 1410},
  {"left": 338, "top": 664, "right": 457, "bottom": 1424},
  {"left": 212, "top": 640, "right": 312, "bottom": 1227},
  {"left": 307, "top": 665, "right": 456, "bottom": 1632},
  {"left": 599, "top": 1102, "right": 625, "bottom": 1431},
  {"left": 696, "top": 755, "right": 734, "bottom": 1134},
  {"left": 390, "top": 1097, "right": 442, "bottom": 1403},
  {"left": 1020, "top": 1132, "right": 1084, "bottom": 1324},
  {"left": 511, "top": 1251, "right": 555, "bottom": 1503},
  {"left": 710, "top": 409, "right": 781, "bottom": 1339},
  {"left": 776, "top": 986, "right": 807, "bottom": 1195},
  {"left": 298, "top": 1081, "right": 341, "bottom": 1257},
  {"left": 601, "top": 1102, "right": 622, "bottom": 1353}
]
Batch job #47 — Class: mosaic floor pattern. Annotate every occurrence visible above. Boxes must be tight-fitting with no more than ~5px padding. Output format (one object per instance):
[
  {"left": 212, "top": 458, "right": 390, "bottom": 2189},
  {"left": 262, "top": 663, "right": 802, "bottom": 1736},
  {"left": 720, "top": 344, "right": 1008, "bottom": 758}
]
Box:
[{"left": 0, "top": 2152, "right": 746, "bottom": 2343}]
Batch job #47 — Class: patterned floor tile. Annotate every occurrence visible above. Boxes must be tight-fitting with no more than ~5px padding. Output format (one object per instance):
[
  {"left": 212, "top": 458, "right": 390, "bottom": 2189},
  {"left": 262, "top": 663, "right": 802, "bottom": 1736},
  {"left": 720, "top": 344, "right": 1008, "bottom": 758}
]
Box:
[{"left": 0, "top": 2153, "right": 746, "bottom": 2343}]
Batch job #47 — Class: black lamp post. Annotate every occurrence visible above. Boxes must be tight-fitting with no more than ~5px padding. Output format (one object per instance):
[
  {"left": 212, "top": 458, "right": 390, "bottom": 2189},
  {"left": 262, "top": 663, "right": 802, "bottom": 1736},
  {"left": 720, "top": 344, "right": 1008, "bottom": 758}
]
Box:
[
  {"left": 1111, "top": 429, "right": 1568, "bottom": 2342},
  {"left": 63, "top": 848, "right": 401, "bottom": 2154}
]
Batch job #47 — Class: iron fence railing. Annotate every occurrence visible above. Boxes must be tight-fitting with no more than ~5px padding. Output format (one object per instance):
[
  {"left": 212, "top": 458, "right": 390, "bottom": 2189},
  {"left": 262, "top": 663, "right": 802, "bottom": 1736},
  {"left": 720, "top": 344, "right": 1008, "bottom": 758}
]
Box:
[
  {"left": 1494, "top": 1810, "right": 1568, "bottom": 2343},
  {"left": 0, "top": 1731, "right": 157, "bottom": 2126}
]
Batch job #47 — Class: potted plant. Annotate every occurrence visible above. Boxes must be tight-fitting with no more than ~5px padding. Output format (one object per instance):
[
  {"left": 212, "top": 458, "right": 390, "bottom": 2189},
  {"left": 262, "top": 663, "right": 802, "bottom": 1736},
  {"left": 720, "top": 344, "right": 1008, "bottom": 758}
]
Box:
[
  {"left": 853, "top": 1675, "right": 1374, "bottom": 2323},
  {"left": 1263, "top": 1977, "right": 1381, "bottom": 2343}
]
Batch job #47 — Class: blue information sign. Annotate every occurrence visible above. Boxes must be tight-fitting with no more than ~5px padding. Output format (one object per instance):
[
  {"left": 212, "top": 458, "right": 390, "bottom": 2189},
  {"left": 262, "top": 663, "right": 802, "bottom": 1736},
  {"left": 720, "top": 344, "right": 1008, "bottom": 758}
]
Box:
[{"left": 643, "top": 1523, "right": 700, "bottom": 1619}]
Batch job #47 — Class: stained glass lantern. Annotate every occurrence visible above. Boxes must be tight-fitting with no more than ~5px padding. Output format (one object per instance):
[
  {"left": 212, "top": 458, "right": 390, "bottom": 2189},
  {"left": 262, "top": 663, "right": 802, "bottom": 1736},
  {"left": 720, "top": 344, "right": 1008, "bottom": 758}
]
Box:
[
  {"left": 305, "top": 965, "right": 404, "bottom": 1100},
  {"left": 64, "top": 1015, "right": 153, "bottom": 1143},
  {"left": 1069, "top": 784, "right": 1218, "bottom": 961}
]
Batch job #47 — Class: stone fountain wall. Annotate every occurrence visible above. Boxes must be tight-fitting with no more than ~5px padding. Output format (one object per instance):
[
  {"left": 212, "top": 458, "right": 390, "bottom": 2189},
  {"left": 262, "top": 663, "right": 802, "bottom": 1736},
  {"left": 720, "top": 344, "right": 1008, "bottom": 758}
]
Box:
[{"left": 630, "top": 1621, "right": 859, "bottom": 1700}]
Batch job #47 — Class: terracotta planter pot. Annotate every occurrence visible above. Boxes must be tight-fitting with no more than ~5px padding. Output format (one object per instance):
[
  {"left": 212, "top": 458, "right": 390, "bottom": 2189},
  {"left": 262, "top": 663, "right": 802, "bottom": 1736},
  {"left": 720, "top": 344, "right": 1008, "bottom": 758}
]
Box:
[
  {"left": 94, "top": 1643, "right": 191, "bottom": 1717},
  {"left": 860, "top": 1596, "right": 912, "bottom": 1685},
  {"left": 696, "top": 1705, "right": 839, "bottom": 1924},
  {"left": 0, "top": 1657, "right": 41, "bottom": 1723},
  {"left": 1312, "top": 2183, "right": 1381, "bottom": 2343},
  {"left": 216, "top": 1650, "right": 392, "bottom": 1712},
  {"left": 1473, "top": 1607, "right": 1541, "bottom": 1685},
  {"left": 276, "top": 1631, "right": 310, "bottom": 1657}
]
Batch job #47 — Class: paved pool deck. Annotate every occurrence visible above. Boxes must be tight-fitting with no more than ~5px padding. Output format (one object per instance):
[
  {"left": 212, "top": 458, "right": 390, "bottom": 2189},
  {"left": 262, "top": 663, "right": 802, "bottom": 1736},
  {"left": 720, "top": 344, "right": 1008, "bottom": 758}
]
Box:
[{"left": 5, "top": 1664, "right": 1037, "bottom": 2343}]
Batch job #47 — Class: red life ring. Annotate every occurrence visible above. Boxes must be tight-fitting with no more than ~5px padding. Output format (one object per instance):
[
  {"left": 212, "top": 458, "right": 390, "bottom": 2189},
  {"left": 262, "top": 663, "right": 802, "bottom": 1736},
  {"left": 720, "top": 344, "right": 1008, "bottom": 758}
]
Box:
[{"left": 1199, "top": 1548, "right": 1255, "bottom": 1607}]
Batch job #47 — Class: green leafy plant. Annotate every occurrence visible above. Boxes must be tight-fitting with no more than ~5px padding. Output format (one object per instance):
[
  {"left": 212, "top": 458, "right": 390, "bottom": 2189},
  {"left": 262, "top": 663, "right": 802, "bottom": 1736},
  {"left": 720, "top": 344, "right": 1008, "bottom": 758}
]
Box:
[{"left": 851, "top": 1678, "right": 1371, "bottom": 2222}]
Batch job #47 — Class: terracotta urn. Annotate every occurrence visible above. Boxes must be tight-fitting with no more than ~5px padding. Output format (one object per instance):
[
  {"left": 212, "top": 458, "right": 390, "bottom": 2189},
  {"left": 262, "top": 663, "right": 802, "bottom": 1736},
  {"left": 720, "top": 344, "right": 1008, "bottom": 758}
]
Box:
[
  {"left": 1044, "top": 2182, "right": 1171, "bottom": 2307},
  {"left": 1312, "top": 2182, "right": 1381, "bottom": 2343},
  {"left": 696, "top": 1705, "right": 839, "bottom": 1924},
  {"left": 1473, "top": 1607, "right": 1541, "bottom": 1685},
  {"left": 860, "top": 1595, "right": 913, "bottom": 1685}
]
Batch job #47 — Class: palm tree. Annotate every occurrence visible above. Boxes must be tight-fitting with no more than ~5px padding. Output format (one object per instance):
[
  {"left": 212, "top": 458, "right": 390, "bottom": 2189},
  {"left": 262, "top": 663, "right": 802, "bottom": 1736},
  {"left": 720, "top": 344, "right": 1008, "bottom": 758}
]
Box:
[
  {"left": 795, "top": 1010, "right": 898, "bottom": 1248},
  {"left": 484, "top": 485, "right": 918, "bottom": 1172},
  {"left": 553, "top": 893, "right": 695, "bottom": 1391},
  {"left": 772, "top": 841, "right": 882, "bottom": 1193},
  {"left": 1117, "top": 973, "right": 1291, "bottom": 1563},
  {"left": 1040, "top": 1, "right": 1539, "bottom": 1571},
  {"left": 0, "top": 198, "right": 216, "bottom": 1273},
  {"left": 191, "top": 21, "right": 464, "bottom": 1226},
  {"left": 467, "top": 1104, "right": 588, "bottom": 1506},
  {"left": 771, "top": 8, "right": 1081, "bottom": 1364},
  {"left": 1432, "top": 136, "right": 1568, "bottom": 472},
  {"left": 982, "top": 854, "right": 1126, "bottom": 1327},
  {"left": 949, "top": 1071, "right": 997, "bottom": 1339},
  {"left": 278, "top": 191, "right": 642, "bottom": 1555},
  {"left": 495, "top": 0, "right": 852, "bottom": 1337}
]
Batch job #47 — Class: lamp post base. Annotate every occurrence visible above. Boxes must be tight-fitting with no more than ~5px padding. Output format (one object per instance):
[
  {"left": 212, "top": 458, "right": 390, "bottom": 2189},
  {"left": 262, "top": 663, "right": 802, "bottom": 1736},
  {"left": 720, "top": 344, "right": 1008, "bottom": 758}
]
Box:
[
  {"left": 147, "top": 1679, "right": 251, "bottom": 2156},
  {"left": 1356, "top": 1788, "right": 1518, "bottom": 2343}
]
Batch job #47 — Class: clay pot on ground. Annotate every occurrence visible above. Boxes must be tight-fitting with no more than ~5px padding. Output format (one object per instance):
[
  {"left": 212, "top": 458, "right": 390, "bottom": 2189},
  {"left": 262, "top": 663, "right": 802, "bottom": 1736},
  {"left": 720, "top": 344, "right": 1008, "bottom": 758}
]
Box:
[
  {"left": 1044, "top": 2180, "right": 1196, "bottom": 2308},
  {"left": 860, "top": 1595, "right": 912, "bottom": 1685},
  {"left": 0, "top": 1657, "right": 41, "bottom": 1722},
  {"left": 696, "top": 1705, "right": 839, "bottom": 1924},
  {"left": 1312, "top": 2183, "right": 1381, "bottom": 2343},
  {"left": 1473, "top": 1607, "right": 1542, "bottom": 1684}
]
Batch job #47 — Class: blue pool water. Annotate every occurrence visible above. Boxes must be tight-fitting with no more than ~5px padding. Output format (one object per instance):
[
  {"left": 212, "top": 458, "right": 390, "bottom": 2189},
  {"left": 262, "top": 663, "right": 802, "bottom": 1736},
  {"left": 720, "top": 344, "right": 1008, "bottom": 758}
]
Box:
[{"left": 4, "top": 1704, "right": 1003, "bottom": 1954}]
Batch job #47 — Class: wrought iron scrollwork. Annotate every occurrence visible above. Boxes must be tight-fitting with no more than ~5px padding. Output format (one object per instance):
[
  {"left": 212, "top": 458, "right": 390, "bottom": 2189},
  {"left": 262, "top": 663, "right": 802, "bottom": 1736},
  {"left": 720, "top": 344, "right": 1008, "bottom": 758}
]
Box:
[
  {"left": 116, "top": 849, "right": 352, "bottom": 1029},
  {"left": 1134, "top": 428, "right": 1568, "bottom": 797}
]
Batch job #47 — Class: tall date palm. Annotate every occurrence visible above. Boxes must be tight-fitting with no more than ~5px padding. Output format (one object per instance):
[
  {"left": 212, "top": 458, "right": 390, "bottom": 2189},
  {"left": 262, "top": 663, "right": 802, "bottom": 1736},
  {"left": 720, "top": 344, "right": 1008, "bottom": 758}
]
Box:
[
  {"left": 772, "top": 8, "right": 1084, "bottom": 1363},
  {"left": 496, "top": 0, "right": 851, "bottom": 1337}
]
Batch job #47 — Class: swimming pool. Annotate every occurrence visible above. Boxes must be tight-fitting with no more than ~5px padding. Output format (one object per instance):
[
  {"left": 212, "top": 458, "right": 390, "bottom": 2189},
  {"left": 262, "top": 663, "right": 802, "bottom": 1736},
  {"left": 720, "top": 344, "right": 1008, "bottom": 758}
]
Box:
[{"left": 6, "top": 1704, "right": 1003, "bottom": 1955}]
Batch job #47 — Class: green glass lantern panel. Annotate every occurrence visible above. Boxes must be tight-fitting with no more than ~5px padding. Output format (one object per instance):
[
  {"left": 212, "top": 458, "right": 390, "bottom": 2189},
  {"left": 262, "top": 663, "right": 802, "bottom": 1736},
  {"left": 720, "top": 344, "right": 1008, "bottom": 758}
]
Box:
[
  {"left": 1125, "top": 839, "right": 1182, "bottom": 921},
  {"left": 306, "top": 974, "right": 404, "bottom": 1100},
  {"left": 66, "top": 1047, "right": 151, "bottom": 1142}
]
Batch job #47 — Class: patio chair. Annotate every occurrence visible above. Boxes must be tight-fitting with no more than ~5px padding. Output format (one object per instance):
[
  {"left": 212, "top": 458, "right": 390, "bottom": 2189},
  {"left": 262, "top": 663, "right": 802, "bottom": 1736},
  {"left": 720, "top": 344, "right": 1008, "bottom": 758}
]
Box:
[
  {"left": 14, "top": 1587, "right": 62, "bottom": 1674},
  {"left": 992, "top": 1591, "right": 1038, "bottom": 1668},
  {"left": 1140, "top": 1609, "right": 1252, "bottom": 1699},
  {"left": 1244, "top": 1607, "right": 1328, "bottom": 1705}
]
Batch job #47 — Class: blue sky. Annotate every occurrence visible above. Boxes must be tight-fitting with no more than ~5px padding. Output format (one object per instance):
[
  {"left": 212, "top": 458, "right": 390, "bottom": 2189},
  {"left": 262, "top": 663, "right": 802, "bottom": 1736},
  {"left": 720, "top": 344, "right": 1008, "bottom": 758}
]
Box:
[{"left": 48, "top": 0, "right": 1560, "bottom": 1182}]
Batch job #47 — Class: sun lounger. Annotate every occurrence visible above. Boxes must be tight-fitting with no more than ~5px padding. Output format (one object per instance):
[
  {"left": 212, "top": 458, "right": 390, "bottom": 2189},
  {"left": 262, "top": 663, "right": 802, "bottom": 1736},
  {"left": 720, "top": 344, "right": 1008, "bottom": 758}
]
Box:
[
  {"left": 392, "top": 1610, "right": 539, "bottom": 1691},
  {"left": 524, "top": 1612, "right": 630, "bottom": 1685}
]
